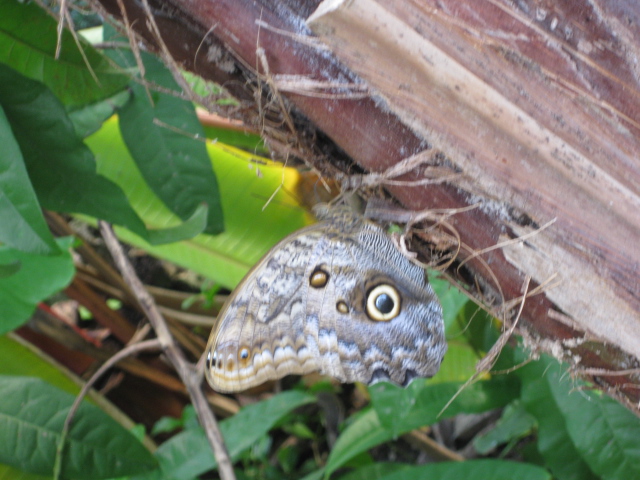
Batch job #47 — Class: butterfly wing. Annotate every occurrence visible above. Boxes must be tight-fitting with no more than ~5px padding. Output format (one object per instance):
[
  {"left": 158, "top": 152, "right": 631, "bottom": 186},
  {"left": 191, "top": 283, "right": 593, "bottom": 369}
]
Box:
[
  {"left": 325, "top": 221, "right": 446, "bottom": 385},
  {"left": 205, "top": 209, "right": 446, "bottom": 393},
  {"left": 204, "top": 223, "right": 327, "bottom": 393}
]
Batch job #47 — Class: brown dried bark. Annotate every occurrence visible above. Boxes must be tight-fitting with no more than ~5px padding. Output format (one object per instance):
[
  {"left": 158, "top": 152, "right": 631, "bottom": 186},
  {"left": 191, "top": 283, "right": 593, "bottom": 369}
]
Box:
[{"left": 94, "top": 0, "right": 640, "bottom": 410}]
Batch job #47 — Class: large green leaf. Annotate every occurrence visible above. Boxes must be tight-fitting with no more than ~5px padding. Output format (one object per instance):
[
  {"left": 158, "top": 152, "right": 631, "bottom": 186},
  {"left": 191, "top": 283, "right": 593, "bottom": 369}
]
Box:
[
  {"left": 450, "top": 300, "right": 500, "bottom": 354},
  {"left": 104, "top": 26, "right": 224, "bottom": 235},
  {"left": 322, "top": 408, "right": 391, "bottom": 479},
  {"left": 336, "top": 463, "right": 410, "bottom": 480},
  {"left": 0, "top": 103, "right": 59, "bottom": 255},
  {"left": 0, "top": 334, "right": 97, "bottom": 395},
  {"left": 0, "top": 375, "right": 157, "bottom": 479},
  {"left": 521, "top": 357, "right": 640, "bottom": 480},
  {"left": 133, "top": 391, "right": 315, "bottom": 480},
  {"left": 0, "top": 260, "right": 21, "bottom": 277},
  {"left": 377, "top": 459, "right": 551, "bottom": 480},
  {"left": 68, "top": 89, "right": 131, "bottom": 138},
  {"left": 519, "top": 358, "right": 596, "bottom": 480},
  {"left": 567, "top": 393, "right": 640, "bottom": 480},
  {"left": 0, "top": 62, "right": 206, "bottom": 245},
  {"left": 433, "top": 283, "right": 495, "bottom": 383},
  {"left": 0, "top": 238, "right": 74, "bottom": 335},
  {"left": 87, "top": 117, "right": 313, "bottom": 289},
  {"left": 431, "top": 276, "right": 469, "bottom": 331},
  {"left": 473, "top": 400, "right": 536, "bottom": 454},
  {"left": 0, "top": 334, "right": 155, "bottom": 477},
  {"left": 324, "top": 378, "right": 517, "bottom": 477},
  {"left": 0, "top": 1, "right": 129, "bottom": 107},
  {"left": 0, "top": 465, "right": 50, "bottom": 480},
  {"left": 371, "top": 377, "right": 518, "bottom": 435},
  {"left": 316, "top": 460, "right": 549, "bottom": 480}
]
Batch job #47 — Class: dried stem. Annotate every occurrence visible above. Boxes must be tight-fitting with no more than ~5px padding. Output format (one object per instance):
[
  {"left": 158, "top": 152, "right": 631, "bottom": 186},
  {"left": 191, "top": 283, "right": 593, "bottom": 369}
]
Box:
[
  {"left": 438, "top": 276, "right": 531, "bottom": 417},
  {"left": 98, "top": 221, "right": 235, "bottom": 480},
  {"left": 54, "top": 339, "right": 162, "bottom": 480}
]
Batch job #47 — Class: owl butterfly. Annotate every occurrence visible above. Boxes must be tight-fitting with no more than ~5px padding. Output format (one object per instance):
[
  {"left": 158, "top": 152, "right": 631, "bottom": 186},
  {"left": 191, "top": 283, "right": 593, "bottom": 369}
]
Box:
[{"left": 204, "top": 204, "right": 446, "bottom": 393}]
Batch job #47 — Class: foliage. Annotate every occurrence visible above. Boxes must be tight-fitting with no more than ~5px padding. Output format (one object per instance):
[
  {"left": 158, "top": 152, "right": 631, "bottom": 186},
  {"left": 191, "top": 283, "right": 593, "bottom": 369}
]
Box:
[
  {"left": 0, "top": 2, "right": 638, "bottom": 480},
  {"left": 0, "top": 375, "right": 156, "bottom": 479},
  {"left": 0, "top": 0, "right": 224, "bottom": 327}
]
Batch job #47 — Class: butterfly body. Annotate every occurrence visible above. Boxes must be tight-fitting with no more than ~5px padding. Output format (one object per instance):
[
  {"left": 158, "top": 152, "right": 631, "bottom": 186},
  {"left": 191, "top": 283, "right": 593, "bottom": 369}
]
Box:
[{"left": 205, "top": 205, "right": 446, "bottom": 393}]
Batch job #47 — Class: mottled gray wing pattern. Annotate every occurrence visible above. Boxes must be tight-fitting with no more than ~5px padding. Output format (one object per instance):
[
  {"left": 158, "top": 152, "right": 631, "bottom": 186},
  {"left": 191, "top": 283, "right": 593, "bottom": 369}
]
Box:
[{"left": 205, "top": 206, "right": 446, "bottom": 393}]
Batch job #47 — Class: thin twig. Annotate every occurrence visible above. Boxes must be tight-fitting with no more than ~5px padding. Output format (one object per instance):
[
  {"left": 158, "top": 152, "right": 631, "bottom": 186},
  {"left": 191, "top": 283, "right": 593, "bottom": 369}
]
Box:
[
  {"left": 55, "top": 0, "right": 68, "bottom": 59},
  {"left": 99, "top": 221, "right": 235, "bottom": 480},
  {"left": 576, "top": 367, "right": 640, "bottom": 377},
  {"left": 457, "top": 218, "right": 557, "bottom": 271},
  {"left": 438, "top": 276, "right": 531, "bottom": 417},
  {"left": 54, "top": 339, "right": 162, "bottom": 480}
]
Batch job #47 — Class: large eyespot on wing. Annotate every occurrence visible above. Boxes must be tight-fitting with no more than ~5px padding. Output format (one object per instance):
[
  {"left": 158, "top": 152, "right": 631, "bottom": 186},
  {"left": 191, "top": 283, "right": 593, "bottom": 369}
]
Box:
[
  {"left": 331, "top": 248, "right": 446, "bottom": 387},
  {"left": 365, "top": 284, "right": 401, "bottom": 321}
]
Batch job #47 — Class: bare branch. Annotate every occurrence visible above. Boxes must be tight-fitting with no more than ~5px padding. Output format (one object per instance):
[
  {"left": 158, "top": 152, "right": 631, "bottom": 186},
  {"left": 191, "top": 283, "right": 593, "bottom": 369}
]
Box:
[
  {"left": 54, "top": 339, "right": 162, "bottom": 480},
  {"left": 99, "top": 221, "right": 235, "bottom": 480}
]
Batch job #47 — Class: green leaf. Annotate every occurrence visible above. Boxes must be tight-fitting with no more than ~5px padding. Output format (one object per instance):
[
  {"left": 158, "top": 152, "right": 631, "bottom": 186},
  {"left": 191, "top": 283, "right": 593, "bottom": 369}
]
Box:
[
  {"left": 0, "top": 238, "right": 74, "bottom": 335},
  {"left": 519, "top": 358, "right": 599, "bottom": 480},
  {"left": 68, "top": 89, "right": 131, "bottom": 138},
  {"left": 325, "top": 378, "right": 518, "bottom": 478},
  {"left": 152, "top": 417, "right": 185, "bottom": 436},
  {"left": 87, "top": 117, "right": 312, "bottom": 289},
  {"left": 0, "top": 1, "right": 129, "bottom": 107},
  {"left": 521, "top": 357, "right": 640, "bottom": 480},
  {"left": 0, "top": 62, "right": 205, "bottom": 245},
  {"left": 201, "top": 121, "right": 265, "bottom": 152},
  {"left": 473, "top": 400, "right": 536, "bottom": 454},
  {"left": 0, "top": 334, "right": 91, "bottom": 395},
  {"left": 299, "top": 468, "right": 326, "bottom": 480},
  {"left": 0, "top": 464, "right": 50, "bottom": 480},
  {"left": 567, "top": 393, "right": 640, "bottom": 480},
  {"left": 0, "top": 375, "right": 157, "bottom": 479},
  {"left": 451, "top": 300, "right": 500, "bottom": 353},
  {"left": 152, "top": 405, "right": 199, "bottom": 436},
  {"left": 134, "top": 391, "right": 315, "bottom": 480},
  {"left": 428, "top": 286, "right": 502, "bottom": 383},
  {"left": 371, "top": 378, "right": 518, "bottom": 436},
  {"left": 0, "top": 334, "right": 157, "bottom": 451},
  {"left": 0, "top": 334, "right": 142, "bottom": 478},
  {"left": 0, "top": 260, "right": 21, "bottom": 277},
  {"left": 105, "top": 26, "right": 224, "bottom": 235},
  {"left": 188, "top": 69, "right": 263, "bottom": 152},
  {"left": 378, "top": 459, "right": 551, "bottom": 480},
  {"left": 283, "top": 421, "right": 316, "bottom": 440},
  {"left": 0, "top": 103, "right": 59, "bottom": 255},
  {"left": 141, "top": 203, "right": 209, "bottom": 245},
  {"left": 430, "top": 275, "right": 469, "bottom": 330},
  {"left": 435, "top": 297, "right": 496, "bottom": 383},
  {"left": 337, "top": 463, "right": 411, "bottom": 480},
  {"left": 324, "top": 409, "right": 392, "bottom": 479},
  {"left": 434, "top": 338, "right": 482, "bottom": 383}
]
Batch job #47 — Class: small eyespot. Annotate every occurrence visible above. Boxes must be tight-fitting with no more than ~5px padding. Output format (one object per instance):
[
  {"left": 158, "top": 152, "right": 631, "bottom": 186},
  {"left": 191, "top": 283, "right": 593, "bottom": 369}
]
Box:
[
  {"left": 209, "top": 351, "right": 221, "bottom": 370},
  {"left": 336, "top": 300, "right": 349, "bottom": 314},
  {"left": 366, "top": 284, "right": 401, "bottom": 321},
  {"left": 206, "top": 350, "right": 213, "bottom": 369},
  {"left": 238, "top": 346, "right": 251, "bottom": 366},
  {"left": 226, "top": 357, "right": 235, "bottom": 372},
  {"left": 309, "top": 267, "right": 329, "bottom": 288}
]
